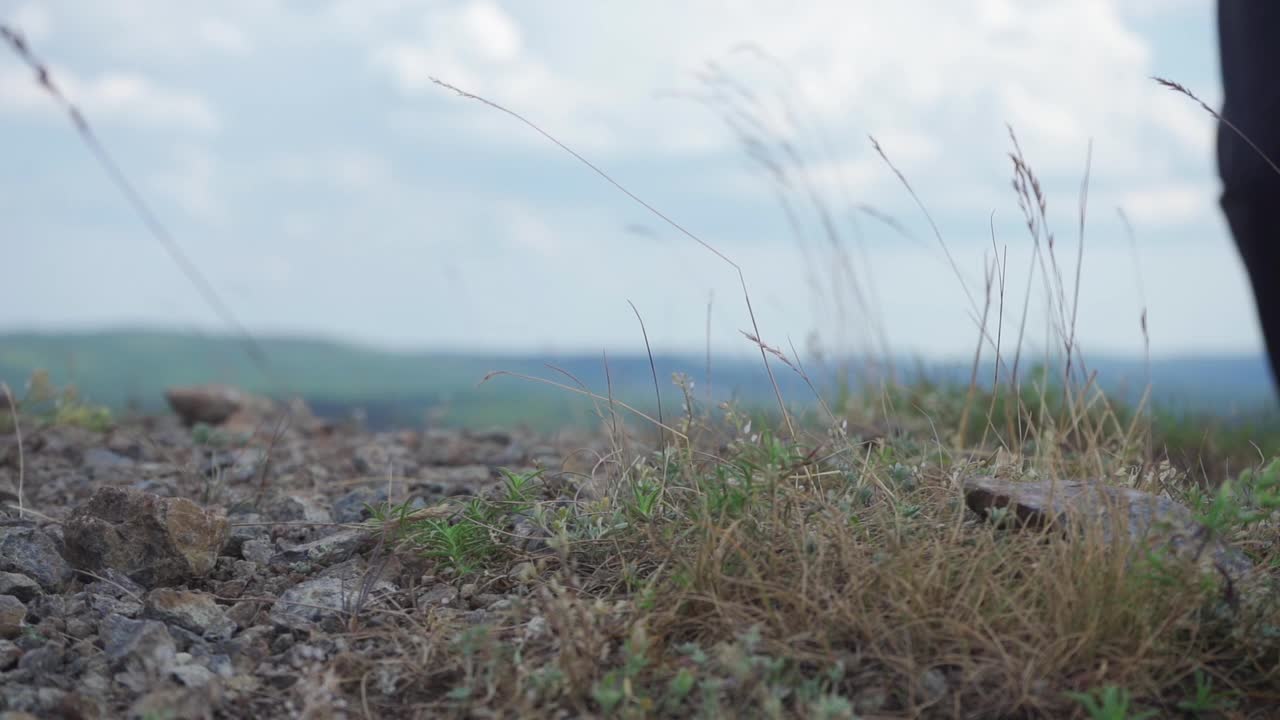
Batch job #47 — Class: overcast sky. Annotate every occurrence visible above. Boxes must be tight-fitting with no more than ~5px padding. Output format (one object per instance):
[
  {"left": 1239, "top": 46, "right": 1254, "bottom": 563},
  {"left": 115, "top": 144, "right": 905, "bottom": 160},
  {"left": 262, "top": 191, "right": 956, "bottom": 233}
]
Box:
[{"left": 0, "top": 0, "right": 1259, "bottom": 363}]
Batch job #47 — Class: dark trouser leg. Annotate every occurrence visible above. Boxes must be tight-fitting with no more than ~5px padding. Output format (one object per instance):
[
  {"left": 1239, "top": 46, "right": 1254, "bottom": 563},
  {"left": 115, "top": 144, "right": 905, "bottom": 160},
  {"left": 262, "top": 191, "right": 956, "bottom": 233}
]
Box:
[
  {"left": 1219, "top": 184, "right": 1280, "bottom": 393},
  {"left": 1217, "top": 2, "right": 1280, "bottom": 394}
]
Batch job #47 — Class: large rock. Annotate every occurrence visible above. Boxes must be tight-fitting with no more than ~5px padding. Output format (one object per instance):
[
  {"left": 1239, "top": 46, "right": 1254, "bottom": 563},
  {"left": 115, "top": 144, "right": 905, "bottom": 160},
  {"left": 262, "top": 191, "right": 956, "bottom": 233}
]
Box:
[
  {"left": 962, "top": 475, "right": 1270, "bottom": 602},
  {"left": 63, "top": 487, "right": 229, "bottom": 588},
  {"left": 164, "top": 384, "right": 271, "bottom": 427}
]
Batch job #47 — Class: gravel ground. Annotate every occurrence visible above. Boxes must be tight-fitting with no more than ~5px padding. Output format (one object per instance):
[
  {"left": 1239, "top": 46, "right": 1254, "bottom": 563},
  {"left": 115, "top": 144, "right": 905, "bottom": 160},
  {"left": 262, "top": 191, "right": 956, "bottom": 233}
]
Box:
[{"left": 0, "top": 389, "right": 608, "bottom": 719}]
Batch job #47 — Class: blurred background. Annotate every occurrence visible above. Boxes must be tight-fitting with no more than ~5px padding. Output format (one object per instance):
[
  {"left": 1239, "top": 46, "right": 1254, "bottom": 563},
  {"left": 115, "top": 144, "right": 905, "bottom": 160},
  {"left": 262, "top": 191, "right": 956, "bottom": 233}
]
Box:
[{"left": 2, "top": 0, "right": 1274, "bottom": 428}]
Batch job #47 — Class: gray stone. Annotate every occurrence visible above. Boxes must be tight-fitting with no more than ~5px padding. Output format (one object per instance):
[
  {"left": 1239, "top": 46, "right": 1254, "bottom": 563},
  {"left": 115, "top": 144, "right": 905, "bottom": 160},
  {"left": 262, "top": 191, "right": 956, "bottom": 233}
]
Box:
[
  {"left": 512, "top": 514, "right": 550, "bottom": 553},
  {"left": 201, "top": 447, "right": 267, "bottom": 483},
  {"left": 87, "top": 592, "right": 143, "bottom": 619},
  {"left": 230, "top": 559, "right": 257, "bottom": 579},
  {"left": 332, "top": 486, "right": 389, "bottom": 523},
  {"left": 0, "top": 572, "right": 41, "bottom": 602},
  {"left": 62, "top": 486, "right": 229, "bottom": 588},
  {"left": 170, "top": 661, "right": 217, "bottom": 688},
  {"left": 65, "top": 617, "right": 94, "bottom": 639},
  {"left": 0, "top": 638, "right": 19, "bottom": 670},
  {"left": 224, "top": 512, "right": 269, "bottom": 557},
  {"left": 266, "top": 494, "right": 331, "bottom": 524},
  {"left": 353, "top": 439, "right": 417, "bottom": 478},
  {"left": 99, "top": 613, "right": 176, "bottom": 674},
  {"left": 417, "top": 584, "right": 459, "bottom": 608},
  {"left": 269, "top": 560, "right": 395, "bottom": 632},
  {"left": 1, "top": 686, "right": 67, "bottom": 716},
  {"left": 918, "top": 667, "right": 948, "bottom": 706},
  {"left": 16, "top": 642, "right": 62, "bottom": 673},
  {"left": 241, "top": 538, "right": 275, "bottom": 565},
  {"left": 83, "top": 567, "right": 146, "bottom": 600},
  {"left": 0, "top": 527, "right": 73, "bottom": 592},
  {"left": 35, "top": 424, "right": 101, "bottom": 459},
  {"left": 415, "top": 465, "right": 491, "bottom": 495},
  {"left": 225, "top": 600, "right": 264, "bottom": 630},
  {"left": 82, "top": 447, "right": 134, "bottom": 473},
  {"left": 144, "top": 588, "right": 236, "bottom": 641},
  {"left": 127, "top": 684, "right": 221, "bottom": 720},
  {"left": 270, "top": 528, "right": 370, "bottom": 567}
]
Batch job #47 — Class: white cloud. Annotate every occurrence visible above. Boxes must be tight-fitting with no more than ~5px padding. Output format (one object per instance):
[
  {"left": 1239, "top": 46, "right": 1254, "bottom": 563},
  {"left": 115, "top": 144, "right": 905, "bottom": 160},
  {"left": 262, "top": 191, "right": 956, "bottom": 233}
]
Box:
[
  {"left": 266, "top": 149, "right": 390, "bottom": 191},
  {"left": 8, "top": 3, "right": 52, "bottom": 41},
  {"left": 0, "top": 64, "right": 219, "bottom": 133},
  {"left": 196, "top": 17, "right": 250, "bottom": 56},
  {"left": 455, "top": 1, "right": 521, "bottom": 62},
  {"left": 89, "top": 72, "right": 219, "bottom": 131},
  {"left": 150, "top": 145, "right": 220, "bottom": 218},
  {"left": 1118, "top": 182, "right": 1216, "bottom": 228}
]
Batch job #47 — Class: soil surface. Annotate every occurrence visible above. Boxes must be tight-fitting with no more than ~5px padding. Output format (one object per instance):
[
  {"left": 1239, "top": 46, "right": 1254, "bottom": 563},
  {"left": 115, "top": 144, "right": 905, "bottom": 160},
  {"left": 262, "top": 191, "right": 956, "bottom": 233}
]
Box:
[{"left": 0, "top": 397, "right": 605, "bottom": 719}]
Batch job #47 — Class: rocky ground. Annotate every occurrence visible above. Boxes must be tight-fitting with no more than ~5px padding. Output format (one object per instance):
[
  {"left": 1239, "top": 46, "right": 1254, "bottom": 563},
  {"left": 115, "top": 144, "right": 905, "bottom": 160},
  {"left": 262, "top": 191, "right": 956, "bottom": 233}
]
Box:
[{"left": 0, "top": 385, "right": 605, "bottom": 719}]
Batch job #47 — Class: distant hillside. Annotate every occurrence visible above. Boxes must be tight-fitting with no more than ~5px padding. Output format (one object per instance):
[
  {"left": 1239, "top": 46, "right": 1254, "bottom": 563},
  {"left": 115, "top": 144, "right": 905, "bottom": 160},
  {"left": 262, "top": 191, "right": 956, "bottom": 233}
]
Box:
[{"left": 0, "top": 329, "right": 1274, "bottom": 429}]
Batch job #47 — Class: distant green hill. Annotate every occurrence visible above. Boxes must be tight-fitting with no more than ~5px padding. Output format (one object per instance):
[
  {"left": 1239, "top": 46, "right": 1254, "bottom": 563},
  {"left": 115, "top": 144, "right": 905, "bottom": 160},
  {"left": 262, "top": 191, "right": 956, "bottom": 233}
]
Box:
[
  {"left": 1, "top": 329, "right": 1275, "bottom": 429},
  {"left": 0, "top": 329, "right": 779, "bottom": 429}
]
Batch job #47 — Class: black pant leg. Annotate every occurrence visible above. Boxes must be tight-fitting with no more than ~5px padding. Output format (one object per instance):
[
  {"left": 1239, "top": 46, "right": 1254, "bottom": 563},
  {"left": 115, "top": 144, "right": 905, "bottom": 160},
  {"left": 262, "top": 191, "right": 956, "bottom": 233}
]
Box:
[{"left": 1217, "top": 1, "right": 1280, "bottom": 394}]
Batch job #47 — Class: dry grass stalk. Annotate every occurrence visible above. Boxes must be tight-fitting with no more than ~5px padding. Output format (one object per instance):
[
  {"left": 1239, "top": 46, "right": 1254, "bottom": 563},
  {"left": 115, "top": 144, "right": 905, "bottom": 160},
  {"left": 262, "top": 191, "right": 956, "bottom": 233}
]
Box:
[
  {"left": 1, "top": 382, "right": 24, "bottom": 518},
  {"left": 433, "top": 77, "right": 797, "bottom": 439}
]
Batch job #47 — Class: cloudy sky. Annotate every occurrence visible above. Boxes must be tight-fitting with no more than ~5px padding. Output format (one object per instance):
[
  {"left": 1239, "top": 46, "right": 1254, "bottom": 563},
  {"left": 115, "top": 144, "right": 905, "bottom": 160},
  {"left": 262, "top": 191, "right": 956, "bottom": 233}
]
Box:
[{"left": 0, "top": 0, "right": 1258, "bottom": 363}]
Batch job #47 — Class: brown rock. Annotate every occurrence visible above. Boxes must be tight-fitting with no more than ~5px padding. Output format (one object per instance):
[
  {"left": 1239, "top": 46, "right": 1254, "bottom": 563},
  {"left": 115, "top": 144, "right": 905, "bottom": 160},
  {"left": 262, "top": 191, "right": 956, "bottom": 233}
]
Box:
[
  {"left": 0, "top": 594, "right": 25, "bottom": 639},
  {"left": 144, "top": 589, "right": 236, "bottom": 640},
  {"left": 63, "top": 487, "right": 229, "bottom": 588},
  {"left": 164, "top": 384, "right": 270, "bottom": 427}
]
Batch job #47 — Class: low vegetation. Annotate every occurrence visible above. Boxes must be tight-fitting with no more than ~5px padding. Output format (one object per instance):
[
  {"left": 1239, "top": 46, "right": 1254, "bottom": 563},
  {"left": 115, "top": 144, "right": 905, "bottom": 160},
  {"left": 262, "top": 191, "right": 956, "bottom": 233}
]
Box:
[{"left": 343, "top": 377, "right": 1280, "bottom": 718}]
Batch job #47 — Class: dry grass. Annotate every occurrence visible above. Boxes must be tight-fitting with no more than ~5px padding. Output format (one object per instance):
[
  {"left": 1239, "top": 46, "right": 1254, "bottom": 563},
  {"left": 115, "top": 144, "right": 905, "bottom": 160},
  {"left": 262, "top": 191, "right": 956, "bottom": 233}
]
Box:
[{"left": 338, "top": 413, "right": 1279, "bottom": 718}]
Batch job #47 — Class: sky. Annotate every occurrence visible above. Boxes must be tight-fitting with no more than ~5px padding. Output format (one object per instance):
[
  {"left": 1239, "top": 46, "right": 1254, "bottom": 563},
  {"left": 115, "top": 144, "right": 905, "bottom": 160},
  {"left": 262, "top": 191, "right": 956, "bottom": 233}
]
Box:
[{"left": 0, "top": 0, "right": 1260, "bottom": 364}]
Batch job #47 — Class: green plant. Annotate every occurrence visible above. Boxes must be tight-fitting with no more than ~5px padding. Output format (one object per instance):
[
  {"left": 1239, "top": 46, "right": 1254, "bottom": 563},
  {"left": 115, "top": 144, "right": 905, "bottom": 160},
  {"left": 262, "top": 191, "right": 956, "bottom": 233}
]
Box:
[
  {"left": 662, "top": 668, "right": 697, "bottom": 712},
  {"left": 393, "top": 499, "right": 501, "bottom": 576},
  {"left": 808, "top": 693, "right": 856, "bottom": 720},
  {"left": 498, "top": 466, "right": 541, "bottom": 512},
  {"left": 1065, "top": 686, "right": 1157, "bottom": 720},
  {"left": 6, "top": 370, "right": 113, "bottom": 432},
  {"left": 626, "top": 476, "right": 663, "bottom": 520},
  {"left": 591, "top": 628, "right": 654, "bottom": 715},
  {"left": 1175, "top": 670, "right": 1238, "bottom": 716},
  {"left": 1187, "top": 458, "right": 1280, "bottom": 538}
]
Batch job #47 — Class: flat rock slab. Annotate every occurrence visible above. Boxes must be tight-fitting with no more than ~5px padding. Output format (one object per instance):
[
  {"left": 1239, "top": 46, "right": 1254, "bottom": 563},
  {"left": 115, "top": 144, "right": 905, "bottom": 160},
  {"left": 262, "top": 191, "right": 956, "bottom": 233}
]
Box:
[
  {"left": 269, "top": 559, "right": 396, "bottom": 632},
  {"left": 962, "top": 475, "right": 1260, "bottom": 588},
  {"left": 63, "top": 487, "right": 229, "bottom": 588}
]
